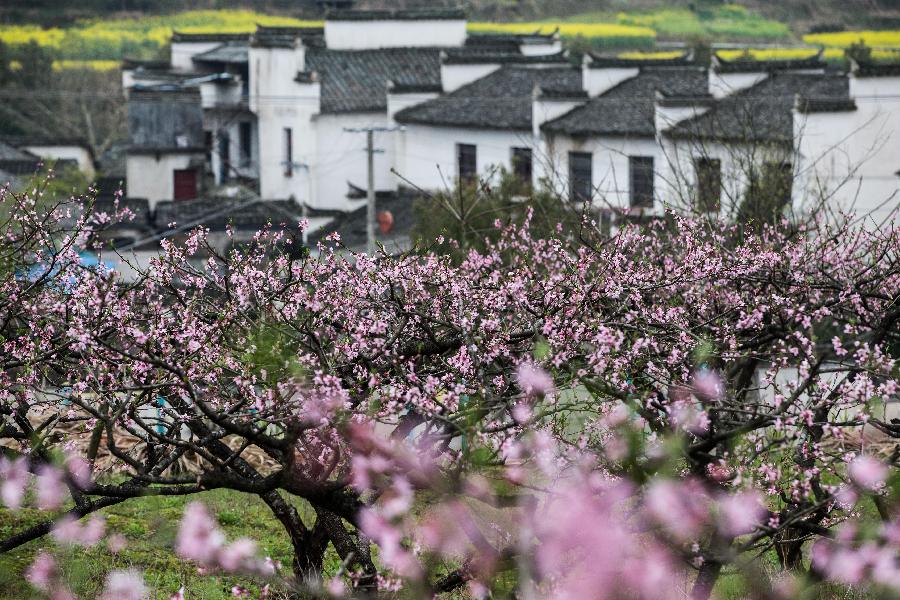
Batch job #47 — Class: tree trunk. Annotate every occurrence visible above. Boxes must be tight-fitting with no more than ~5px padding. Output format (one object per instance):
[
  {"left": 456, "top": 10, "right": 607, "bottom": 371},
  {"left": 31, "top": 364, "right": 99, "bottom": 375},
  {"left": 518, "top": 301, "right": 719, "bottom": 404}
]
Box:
[{"left": 691, "top": 560, "right": 722, "bottom": 600}]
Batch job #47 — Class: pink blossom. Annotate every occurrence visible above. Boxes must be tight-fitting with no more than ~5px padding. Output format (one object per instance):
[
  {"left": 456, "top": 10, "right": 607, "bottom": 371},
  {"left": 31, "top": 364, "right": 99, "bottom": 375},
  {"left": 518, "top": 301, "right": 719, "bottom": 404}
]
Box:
[
  {"left": 849, "top": 455, "right": 888, "bottom": 491},
  {"left": 176, "top": 502, "right": 225, "bottom": 564},
  {"left": 0, "top": 456, "right": 29, "bottom": 509},
  {"left": 170, "top": 587, "right": 185, "bottom": 600},
  {"left": 51, "top": 514, "right": 105, "bottom": 547},
  {"left": 36, "top": 465, "right": 65, "bottom": 510},
  {"left": 359, "top": 509, "right": 420, "bottom": 578},
  {"left": 644, "top": 479, "right": 710, "bottom": 541},
  {"left": 107, "top": 533, "right": 128, "bottom": 553},
  {"left": 326, "top": 577, "right": 346, "bottom": 597},
  {"left": 218, "top": 538, "right": 257, "bottom": 572},
  {"left": 380, "top": 477, "right": 413, "bottom": 519},
  {"left": 692, "top": 370, "right": 724, "bottom": 402},
  {"left": 100, "top": 569, "right": 146, "bottom": 600},
  {"left": 65, "top": 456, "right": 92, "bottom": 490},
  {"left": 516, "top": 362, "right": 554, "bottom": 397},
  {"left": 717, "top": 491, "right": 767, "bottom": 537},
  {"left": 26, "top": 551, "right": 57, "bottom": 591}
]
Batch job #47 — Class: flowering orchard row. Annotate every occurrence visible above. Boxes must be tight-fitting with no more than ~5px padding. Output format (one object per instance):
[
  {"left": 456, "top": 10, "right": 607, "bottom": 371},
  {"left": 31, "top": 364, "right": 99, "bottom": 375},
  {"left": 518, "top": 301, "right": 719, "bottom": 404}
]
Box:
[{"left": 0, "top": 180, "right": 898, "bottom": 598}]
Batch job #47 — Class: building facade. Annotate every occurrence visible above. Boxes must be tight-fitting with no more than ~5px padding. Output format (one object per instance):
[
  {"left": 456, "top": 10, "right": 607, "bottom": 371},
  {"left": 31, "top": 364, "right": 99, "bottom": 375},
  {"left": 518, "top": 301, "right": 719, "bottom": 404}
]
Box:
[{"left": 122, "top": 10, "right": 899, "bottom": 226}]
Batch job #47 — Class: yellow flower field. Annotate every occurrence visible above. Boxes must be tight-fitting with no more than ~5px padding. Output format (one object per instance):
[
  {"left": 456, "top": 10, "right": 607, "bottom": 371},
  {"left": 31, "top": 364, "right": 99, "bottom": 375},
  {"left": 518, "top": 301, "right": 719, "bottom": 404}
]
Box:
[
  {"left": 803, "top": 30, "right": 900, "bottom": 48},
  {"left": 53, "top": 60, "right": 120, "bottom": 71},
  {"left": 468, "top": 21, "right": 656, "bottom": 47},
  {"left": 617, "top": 50, "right": 687, "bottom": 59}
]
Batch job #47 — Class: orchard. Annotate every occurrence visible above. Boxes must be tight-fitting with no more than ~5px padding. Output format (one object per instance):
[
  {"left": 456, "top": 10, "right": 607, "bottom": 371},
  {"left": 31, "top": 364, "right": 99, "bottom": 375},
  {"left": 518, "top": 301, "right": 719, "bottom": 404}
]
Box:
[{"left": 1, "top": 181, "right": 898, "bottom": 599}]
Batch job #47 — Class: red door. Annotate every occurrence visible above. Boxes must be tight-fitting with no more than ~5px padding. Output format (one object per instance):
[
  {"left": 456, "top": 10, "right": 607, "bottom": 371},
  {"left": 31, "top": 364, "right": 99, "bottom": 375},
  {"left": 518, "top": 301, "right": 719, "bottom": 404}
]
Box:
[{"left": 173, "top": 169, "right": 197, "bottom": 201}]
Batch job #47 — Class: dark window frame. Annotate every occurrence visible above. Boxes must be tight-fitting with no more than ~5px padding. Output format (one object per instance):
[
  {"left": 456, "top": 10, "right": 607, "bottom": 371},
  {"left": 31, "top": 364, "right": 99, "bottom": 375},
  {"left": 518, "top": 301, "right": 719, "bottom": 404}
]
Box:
[
  {"left": 628, "top": 155, "right": 655, "bottom": 209},
  {"left": 511, "top": 147, "right": 533, "bottom": 184},
  {"left": 569, "top": 151, "right": 592, "bottom": 202},
  {"left": 218, "top": 132, "right": 230, "bottom": 183},
  {"left": 239, "top": 121, "right": 252, "bottom": 166},
  {"left": 694, "top": 157, "right": 722, "bottom": 213},
  {"left": 283, "top": 127, "right": 293, "bottom": 177},
  {"left": 457, "top": 143, "right": 477, "bottom": 183},
  {"left": 173, "top": 168, "right": 198, "bottom": 201}
]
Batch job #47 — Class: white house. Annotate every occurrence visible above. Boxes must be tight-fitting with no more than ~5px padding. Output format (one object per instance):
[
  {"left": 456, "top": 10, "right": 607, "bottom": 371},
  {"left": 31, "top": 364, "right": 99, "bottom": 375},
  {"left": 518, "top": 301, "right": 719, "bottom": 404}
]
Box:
[
  {"left": 121, "top": 10, "right": 899, "bottom": 230},
  {"left": 538, "top": 55, "right": 709, "bottom": 212},
  {"left": 793, "top": 60, "right": 900, "bottom": 226},
  {"left": 393, "top": 53, "right": 578, "bottom": 191},
  {"left": 122, "top": 9, "right": 564, "bottom": 212}
]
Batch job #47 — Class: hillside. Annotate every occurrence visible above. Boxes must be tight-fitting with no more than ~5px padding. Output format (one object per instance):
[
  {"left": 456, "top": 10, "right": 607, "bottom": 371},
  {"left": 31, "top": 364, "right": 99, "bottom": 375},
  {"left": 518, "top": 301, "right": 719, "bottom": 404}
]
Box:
[{"left": 3, "top": 0, "right": 900, "bottom": 33}]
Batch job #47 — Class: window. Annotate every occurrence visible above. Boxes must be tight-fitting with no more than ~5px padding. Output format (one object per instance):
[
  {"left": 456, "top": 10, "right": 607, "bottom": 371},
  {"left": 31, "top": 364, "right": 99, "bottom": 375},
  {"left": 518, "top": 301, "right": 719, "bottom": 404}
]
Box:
[
  {"left": 569, "top": 152, "right": 592, "bottom": 202},
  {"left": 695, "top": 157, "right": 722, "bottom": 213},
  {"left": 239, "top": 122, "right": 252, "bottom": 166},
  {"left": 283, "top": 127, "right": 293, "bottom": 177},
  {"left": 743, "top": 161, "right": 792, "bottom": 222},
  {"left": 457, "top": 143, "right": 477, "bottom": 182},
  {"left": 203, "top": 131, "right": 213, "bottom": 171},
  {"left": 218, "top": 133, "right": 230, "bottom": 183},
  {"left": 173, "top": 169, "right": 197, "bottom": 201},
  {"left": 511, "top": 147, "right": 533, "bottom": 183},
  {"left": 629, "top": 156, "right": 654, "bottom": 208},
  {"left": 762, "top": 161, "right": 793, "bottom": 208}
]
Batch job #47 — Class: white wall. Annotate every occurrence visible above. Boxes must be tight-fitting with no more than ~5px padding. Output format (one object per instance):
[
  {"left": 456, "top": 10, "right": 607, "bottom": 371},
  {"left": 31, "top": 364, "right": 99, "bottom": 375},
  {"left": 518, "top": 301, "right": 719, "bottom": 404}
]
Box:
[
  {"left": 520, "top": 40, "right": 563, "bottom": 56},
  {"left": 200, "top": 79, "right": 244, "bottom": 109},
  {"left": 314, "top": 113, "right": 394, "bottom": 211},
  {"left": 541, "top": 134, "right": 664, "bottom": 210},
  {"left": 794, "top": 76, "right": 900, "bottom": 225},
  {"left": 660, "top": 136, "right": 792, "bottom": 215},
  {"left": 250, "top": 45, "right": 319, "bottom": 202},
  {"left": 22, "top": 145, "right": 95, "bottom": 179},
  {"left": 126, "top": 153, "right": 202, "bottom": 207},
  {"left": 171, "top": 41, "right": 222, "bottom": 72},
  {"left": 388, "top": 92, "right": 440, "bottom": 122},
  {"left": 709, "top": 71, "right": 766, "bottom": 99},
  {"left": 583, "top": 65, "right": 639, "bottom": 97},
  {"left": 206, "top": 115, "right": 259, "bottom": 184},
  {"left": 441, "top": 63, "right": 500, "bottom": 92},
  {"left": 325, "top": 19, "right": 467, "bottom": 50},
  {"left": 397, "top": 124, "right": 538, "bottom": 190}
]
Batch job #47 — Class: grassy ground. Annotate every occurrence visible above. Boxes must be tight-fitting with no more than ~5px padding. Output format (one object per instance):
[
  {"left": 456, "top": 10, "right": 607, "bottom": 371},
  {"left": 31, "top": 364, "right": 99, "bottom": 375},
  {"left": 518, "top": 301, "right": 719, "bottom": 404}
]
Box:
[
  {"left": 1, "top": 488, "right": 883, "bottom": 599},
  {"left": 0, "top": 489, "right": 343, "bottom": 599}
]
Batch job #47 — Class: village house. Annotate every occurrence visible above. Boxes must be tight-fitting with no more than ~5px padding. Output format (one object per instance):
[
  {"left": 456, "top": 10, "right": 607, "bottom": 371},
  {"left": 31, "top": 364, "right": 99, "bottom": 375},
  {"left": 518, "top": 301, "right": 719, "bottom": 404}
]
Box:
[{"left": 121, "top": 8, "right": 899, "bottom": 235}]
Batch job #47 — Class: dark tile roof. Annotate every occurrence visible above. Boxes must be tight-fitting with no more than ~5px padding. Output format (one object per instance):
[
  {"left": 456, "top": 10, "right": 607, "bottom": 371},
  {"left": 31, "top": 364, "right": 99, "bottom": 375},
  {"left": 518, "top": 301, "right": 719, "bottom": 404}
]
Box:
[
  {"left": 122, "top": 58, "right": 170, "bottom": 70},
  {"left": 128, "top": 89, "right": 206, "bottom": 152},
  {"left": 852, "top": 59, "right": 900, "bottom": 78},
  {"left": 441, "top": 49, "right": 570, "bottom": 65},
  {"left": 306, "top": 47, "right": 442, "bottom": 114},
  {"left": 251, "top": 25, "right": 325, "bottom": 49},
  {"left": 665, "top": 72, "right": 849, "bottom": 143},
  {"left": 326, "top": 9, "right": 466, "bottom": 21},
  {"left": 192, "top": 42, "right": 249, "bottom": 65},
  {"left": 171, "top": 32, "right": 250, "bottom": 43},
  {"left": 795, "top": 97, "right": 857, "bottom": 113},
  {"left": 309, "top": 188, "right": 419, "bottom": 252},
  {"left": 388, "top": 82, "right": 443, "bottom": 94},
  {"left": 0, "top": 141, "right": 42, "bottom": 176},
  {"left": 395, "top": 66, "right": 582, "bottom": 131},
  {"left": 0, "top": 140, "right": 38, "bottom": 161},
  {"left": 542, "top": 67, "right": 708, "bottom": 137},
  {"left": 465, "top": 31, "right": 558, "bottom": 52},
  {"left": 154, "top": 198, "right": 304, "bottom": 231},
  {"left": 712, "top": 53, "right": 826, "bottom": 73},
  {"left": 586, "top": 53, "right": 694, "bottom": 69}
]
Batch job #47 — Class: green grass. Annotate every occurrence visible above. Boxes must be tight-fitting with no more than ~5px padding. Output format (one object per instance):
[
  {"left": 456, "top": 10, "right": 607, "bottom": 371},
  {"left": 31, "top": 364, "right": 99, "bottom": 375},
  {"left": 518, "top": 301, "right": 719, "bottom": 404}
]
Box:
[
  {"left": 557, "top": 4, "right": 791, "bottom": 40},
  {"left": 0, "top": 489, "right": 343, "bottom": 599}
]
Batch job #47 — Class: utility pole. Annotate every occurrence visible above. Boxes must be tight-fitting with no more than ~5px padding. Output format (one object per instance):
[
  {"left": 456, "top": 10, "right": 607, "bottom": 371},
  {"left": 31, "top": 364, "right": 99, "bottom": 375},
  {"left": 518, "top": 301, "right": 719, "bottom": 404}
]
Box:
[
  {"left": 366, "top": 129, "right": 375, "bottom": 255},
  {"left": 344, "top": 126, "right": 399, "bottom": 255}
]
